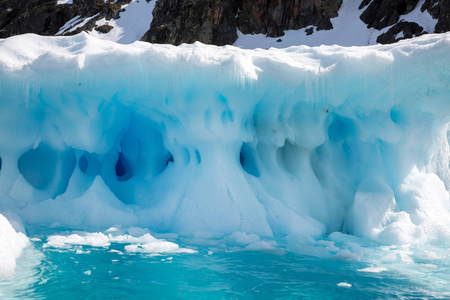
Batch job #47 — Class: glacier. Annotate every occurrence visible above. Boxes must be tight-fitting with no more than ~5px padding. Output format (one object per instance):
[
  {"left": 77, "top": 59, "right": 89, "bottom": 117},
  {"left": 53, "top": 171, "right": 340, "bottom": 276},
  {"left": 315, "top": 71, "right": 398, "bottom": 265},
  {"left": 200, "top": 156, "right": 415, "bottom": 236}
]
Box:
[{"left": 0, "top": 32, "right": 449, "bottom": 278}]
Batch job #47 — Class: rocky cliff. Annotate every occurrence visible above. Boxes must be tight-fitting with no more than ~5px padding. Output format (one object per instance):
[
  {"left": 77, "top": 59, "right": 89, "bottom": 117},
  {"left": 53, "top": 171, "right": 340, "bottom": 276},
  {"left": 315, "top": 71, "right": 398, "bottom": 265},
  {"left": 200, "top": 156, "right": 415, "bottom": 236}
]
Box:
[
  {"left": 1, "top": 0, "right": 449, "bottom": 46},
  {"left": 0, "top": 0, "right": 130, "bottom": 38}
]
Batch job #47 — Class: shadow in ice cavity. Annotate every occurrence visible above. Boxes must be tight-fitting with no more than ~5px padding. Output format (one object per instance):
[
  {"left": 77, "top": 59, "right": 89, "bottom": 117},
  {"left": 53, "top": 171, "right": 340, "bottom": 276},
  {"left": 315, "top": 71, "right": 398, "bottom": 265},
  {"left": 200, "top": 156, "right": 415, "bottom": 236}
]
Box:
[
  {"left": 0, "top": 156, "right": 2, "bottom": 171},
  {"left": 18, "top": 143, "right": 76, "bottom": 196},
  {"left": 277, "top": 140, "right": 305, "bottom": 176},
  {"left": 328, "top": 115, "right": 355, "bottom": 142},
  {"left": 195, "top": 149, "right": 201, "bottom": 164},
  {"left": 115, "top": 152, "right": 132, "bottom": 182},
  {"left": 165, "top": 154, "right": 174, "bottom": 166},
  {"left": 240, "top": 143, "right": 259, "bottom": 177},
  {"left": 79, "top": 152, "right": 101, "bottom": 177}
]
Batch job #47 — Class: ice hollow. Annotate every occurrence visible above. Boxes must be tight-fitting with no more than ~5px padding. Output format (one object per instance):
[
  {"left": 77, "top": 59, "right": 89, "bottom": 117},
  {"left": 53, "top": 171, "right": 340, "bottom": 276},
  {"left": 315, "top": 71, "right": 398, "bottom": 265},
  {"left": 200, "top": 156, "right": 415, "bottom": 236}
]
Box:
[{"left": 0, "top": 33, "right": 449, "bottom": 245}]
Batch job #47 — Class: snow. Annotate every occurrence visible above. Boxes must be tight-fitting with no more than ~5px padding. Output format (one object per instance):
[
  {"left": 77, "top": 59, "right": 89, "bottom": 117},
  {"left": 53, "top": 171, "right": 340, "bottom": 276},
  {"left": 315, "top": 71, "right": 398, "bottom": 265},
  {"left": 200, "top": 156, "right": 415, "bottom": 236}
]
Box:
[
  {"left": 57, "top": 0, "right": 73, "bottom": 5},
  {"left": 0, "top": 32, "right": 449, "bottom": 255},
  {"left": 57, "top": 13, "right": 100, "bottom": 36},
  {"left": 89, "top": 0, "right": 156, "bottom": 44},
  {"left": 0, "top": 214, "right": 29, "bottom": 279},
  {"left": 55, "top": 15, "right": 82, "bottom": 36},
  {"left": 234, "top": 0, "right": 386, "bottom": 48},
  {"left": 395, "top": 32, "right": 405, "bottom": 40},
  {"left": 400, "top": 0, "right": 438, "bottom": 33},
  {"left": 234, "top": 0, "right": 438, "bottom": 49},
  {"left": 57, "top": 0, "right": 155, "bottom": 44}
]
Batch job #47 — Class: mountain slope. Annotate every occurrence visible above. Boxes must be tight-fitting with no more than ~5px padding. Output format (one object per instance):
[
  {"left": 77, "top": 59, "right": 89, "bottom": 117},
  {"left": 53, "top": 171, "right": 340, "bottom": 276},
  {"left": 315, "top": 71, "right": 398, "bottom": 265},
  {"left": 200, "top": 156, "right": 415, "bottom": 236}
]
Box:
[{"left": 0, "top": 0, "right": 449, "bottom": 47}]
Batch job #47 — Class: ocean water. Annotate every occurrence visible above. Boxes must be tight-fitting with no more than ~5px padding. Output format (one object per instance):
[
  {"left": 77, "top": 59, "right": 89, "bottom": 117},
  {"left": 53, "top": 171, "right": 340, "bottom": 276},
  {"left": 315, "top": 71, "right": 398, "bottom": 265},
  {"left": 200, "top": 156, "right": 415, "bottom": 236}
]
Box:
[{"left": 2, "top": 237, "right": 450, "bottom": 299}]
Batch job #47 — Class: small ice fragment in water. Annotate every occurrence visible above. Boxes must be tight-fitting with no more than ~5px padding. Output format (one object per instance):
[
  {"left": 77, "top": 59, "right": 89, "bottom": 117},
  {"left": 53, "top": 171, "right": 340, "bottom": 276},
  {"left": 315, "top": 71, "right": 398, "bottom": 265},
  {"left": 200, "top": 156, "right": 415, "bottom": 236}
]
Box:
[
  {"left": 357, "top": 267, "right": 388, "bottom": 273},
  {"left": 84, "top": 270, "right": 91, "bottom": 275},
  {"left": 337, "top": 282, "right": 352, "bottom": 288},
  {"left": 105, "top": 227, "right": 120, "bottom": 233}
]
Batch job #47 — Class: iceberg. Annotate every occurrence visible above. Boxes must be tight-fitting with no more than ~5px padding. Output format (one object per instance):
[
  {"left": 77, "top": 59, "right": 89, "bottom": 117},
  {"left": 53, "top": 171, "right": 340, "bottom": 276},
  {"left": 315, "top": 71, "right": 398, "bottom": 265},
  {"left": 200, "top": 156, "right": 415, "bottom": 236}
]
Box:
[
  {"left": 0, "top": 214, "right": 29, "bottom": 279},
  {"left": 0, "top": 32, "right": 449, "bottom": 253}
]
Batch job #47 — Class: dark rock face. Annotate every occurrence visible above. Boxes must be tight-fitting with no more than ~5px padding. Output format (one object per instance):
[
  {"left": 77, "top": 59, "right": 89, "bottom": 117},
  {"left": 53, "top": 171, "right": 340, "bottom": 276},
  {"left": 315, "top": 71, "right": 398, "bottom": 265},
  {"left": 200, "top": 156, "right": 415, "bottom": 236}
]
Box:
[
  {"left": 141, "top": 0, "right": 342, "bottom": 44},
  {"left": 429, "top": 0, "right": 450, "bottom": 33},
  {"left": 358, "top": 0, "right": 450, "bottom": 44},
  {"left": 376, "top": 20, "right": 426, "bottom": 44},
  {"left": 359, "top": 0, "right": 420, "bottom": 30},
  {"left": 237, "top": 0, "right": 342, "bottom": 37},
  {"left": 141, "top": 0, "right": 239, "bottom": 46},
  {"left": 0, "top": 0, "right": 76, "bottom": 38},
  {"left": 95, "top": 24, "right": 114, "bottom": 33},
  {"left": 0, "top": 0, "right": 130, "bottom": 38}
]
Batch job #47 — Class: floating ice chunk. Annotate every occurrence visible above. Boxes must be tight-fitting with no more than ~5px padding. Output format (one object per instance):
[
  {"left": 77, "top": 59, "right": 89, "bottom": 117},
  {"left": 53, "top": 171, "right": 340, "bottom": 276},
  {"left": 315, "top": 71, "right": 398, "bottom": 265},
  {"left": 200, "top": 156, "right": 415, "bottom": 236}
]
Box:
[
  {"left": 44, "top": 232, "right": 110, "bottom": 248},
  {"left": 125, "top": 240, "right": 197, "bottom": 254},
  {"left": 84, "top": 270, "right": 91, "bottom": 275},
  {"left": 75, "top": 249, "right": 91, "bottom": 254},
  {"left": 108, "top": 233, "right": 158, "bottom": 244},
  {"left": 357, "top": 267, "right": 388, "bottom": 273},
  {"left": 0, "top": 214, "right": 29, "bottom": 279},
  {"left": 337, "top": 282, "right": 352, "bottom": 288},
  {"left": 43, "top": 230, "right": 197, "bottom": 255}
]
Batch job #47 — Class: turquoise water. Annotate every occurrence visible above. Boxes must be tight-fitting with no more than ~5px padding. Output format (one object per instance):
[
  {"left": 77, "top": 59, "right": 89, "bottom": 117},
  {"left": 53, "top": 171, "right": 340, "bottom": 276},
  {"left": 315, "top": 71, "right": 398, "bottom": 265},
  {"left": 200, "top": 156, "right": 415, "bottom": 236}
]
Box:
[{"left": 2, "top": 239, "right": 450, "bottom": 299}]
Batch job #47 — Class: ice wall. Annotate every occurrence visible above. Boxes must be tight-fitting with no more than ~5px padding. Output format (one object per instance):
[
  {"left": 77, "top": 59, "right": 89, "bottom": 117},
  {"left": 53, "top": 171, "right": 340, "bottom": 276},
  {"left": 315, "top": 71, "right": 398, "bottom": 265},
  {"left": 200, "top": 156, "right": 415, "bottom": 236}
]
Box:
[{"left": 0, "top": 33, "right": 449, "bottom": 245}]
